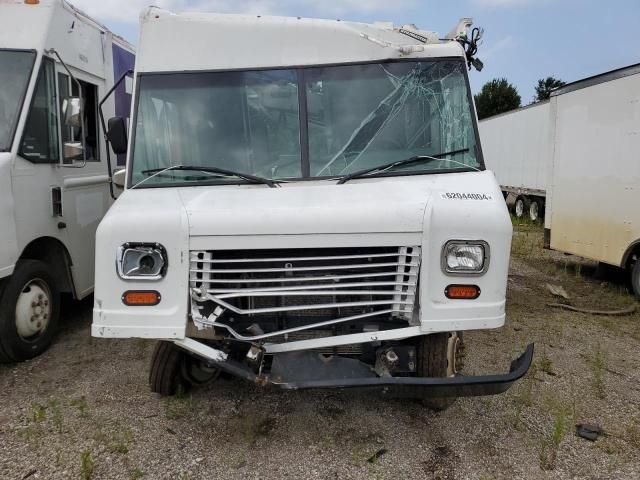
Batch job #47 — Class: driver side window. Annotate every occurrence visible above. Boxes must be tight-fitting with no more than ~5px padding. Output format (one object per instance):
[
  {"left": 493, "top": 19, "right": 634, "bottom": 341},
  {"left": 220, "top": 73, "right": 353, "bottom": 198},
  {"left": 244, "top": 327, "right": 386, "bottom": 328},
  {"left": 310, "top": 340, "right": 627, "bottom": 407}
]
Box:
[{"left": 19, "top": 57, "right": 59, "bottom": 163}]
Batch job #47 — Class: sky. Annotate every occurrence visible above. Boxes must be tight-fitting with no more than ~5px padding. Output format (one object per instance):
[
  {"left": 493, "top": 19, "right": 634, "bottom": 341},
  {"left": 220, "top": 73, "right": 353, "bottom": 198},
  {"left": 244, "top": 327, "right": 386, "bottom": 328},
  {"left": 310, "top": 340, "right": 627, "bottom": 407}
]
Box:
[{"left": 72, "top": 0, "right": 639, "bottom": 103}]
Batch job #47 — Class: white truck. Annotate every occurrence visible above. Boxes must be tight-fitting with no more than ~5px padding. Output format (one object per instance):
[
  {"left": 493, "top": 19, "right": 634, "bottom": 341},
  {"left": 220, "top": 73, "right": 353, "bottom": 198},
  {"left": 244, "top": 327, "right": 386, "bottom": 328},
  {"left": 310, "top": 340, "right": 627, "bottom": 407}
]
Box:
[
  {"left": 544, "top": 64, "right": 640, "bottom": 298},
  {"left": 479, "top": 101, "right": 551, "bottom": 221},
  {"left": 92, "top": 8, "right": 533, "bottom": 407},
  {"left": 0, "top": 0, "right": 134, "bottom": 362}
]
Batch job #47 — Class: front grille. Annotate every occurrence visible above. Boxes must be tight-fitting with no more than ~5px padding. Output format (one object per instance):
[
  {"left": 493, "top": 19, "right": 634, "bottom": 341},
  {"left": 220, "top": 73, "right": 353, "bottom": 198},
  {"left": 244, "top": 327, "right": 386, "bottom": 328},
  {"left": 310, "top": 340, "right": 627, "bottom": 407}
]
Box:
[{"left": 189, "top": 246, "right": 421, "bottom": 340}]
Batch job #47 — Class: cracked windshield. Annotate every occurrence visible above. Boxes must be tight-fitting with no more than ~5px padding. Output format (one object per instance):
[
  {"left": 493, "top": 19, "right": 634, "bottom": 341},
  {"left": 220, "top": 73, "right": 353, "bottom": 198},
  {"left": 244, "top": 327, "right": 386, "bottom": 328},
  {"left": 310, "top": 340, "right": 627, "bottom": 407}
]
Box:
[{"left": 131, "top": 60, "right": 480, "bottom": 186}]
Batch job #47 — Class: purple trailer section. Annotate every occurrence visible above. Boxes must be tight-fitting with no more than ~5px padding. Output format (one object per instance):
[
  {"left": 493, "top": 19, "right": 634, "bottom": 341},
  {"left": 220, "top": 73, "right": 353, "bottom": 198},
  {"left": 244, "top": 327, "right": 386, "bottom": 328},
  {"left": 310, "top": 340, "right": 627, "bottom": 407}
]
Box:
[{"left": 112, "top": 43, "right": 135, "bottom": 165}]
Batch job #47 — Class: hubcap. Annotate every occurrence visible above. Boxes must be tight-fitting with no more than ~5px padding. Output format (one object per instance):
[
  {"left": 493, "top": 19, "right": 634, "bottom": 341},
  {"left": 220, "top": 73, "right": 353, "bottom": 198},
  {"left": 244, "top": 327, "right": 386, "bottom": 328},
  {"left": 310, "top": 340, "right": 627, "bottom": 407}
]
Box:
[
  {"left": 529, "top": 202, "right": 539, "bottom": 221},
  {"left": 515, "top": 199, "right": 524, "bottom": 217},
  {"left": 15, "top": 279, "right": 51, "bottom": 340}
]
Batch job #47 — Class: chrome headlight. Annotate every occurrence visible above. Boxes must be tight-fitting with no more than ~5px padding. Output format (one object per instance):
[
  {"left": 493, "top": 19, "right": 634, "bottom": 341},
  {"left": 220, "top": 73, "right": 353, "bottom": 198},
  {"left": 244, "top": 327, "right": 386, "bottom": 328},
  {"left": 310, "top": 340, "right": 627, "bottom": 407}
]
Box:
[
  {"left": 442, "top": 240, "right": 489, "bottom": 275},
  {"left": 117, "top": 243, "right": 167, "bottom": 280}
]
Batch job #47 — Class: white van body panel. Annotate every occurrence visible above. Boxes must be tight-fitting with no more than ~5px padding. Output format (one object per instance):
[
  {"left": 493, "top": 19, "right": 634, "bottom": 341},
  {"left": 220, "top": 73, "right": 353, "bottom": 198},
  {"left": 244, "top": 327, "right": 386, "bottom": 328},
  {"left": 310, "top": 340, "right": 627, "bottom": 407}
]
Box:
[
  {"left": 93, "top": 171, "right": 511, "bottom": 339},
  {"left": 0, "top": 0, "right": 134, "bottom": 298}
]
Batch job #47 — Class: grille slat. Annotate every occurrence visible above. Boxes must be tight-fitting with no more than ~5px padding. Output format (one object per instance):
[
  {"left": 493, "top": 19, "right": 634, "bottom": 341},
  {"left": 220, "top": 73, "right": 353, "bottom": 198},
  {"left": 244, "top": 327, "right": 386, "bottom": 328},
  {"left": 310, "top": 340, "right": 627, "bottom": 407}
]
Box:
[{"left": 189, "top": 246, "right": 421, "bottom": 336}]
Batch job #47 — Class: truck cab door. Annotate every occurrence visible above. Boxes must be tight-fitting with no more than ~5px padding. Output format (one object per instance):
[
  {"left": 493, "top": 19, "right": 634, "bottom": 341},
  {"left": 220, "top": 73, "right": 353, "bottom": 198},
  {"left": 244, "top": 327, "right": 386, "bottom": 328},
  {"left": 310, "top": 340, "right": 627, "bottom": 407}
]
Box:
[{"left": 54, "top": 67, "right": 111, "bottom": 299}]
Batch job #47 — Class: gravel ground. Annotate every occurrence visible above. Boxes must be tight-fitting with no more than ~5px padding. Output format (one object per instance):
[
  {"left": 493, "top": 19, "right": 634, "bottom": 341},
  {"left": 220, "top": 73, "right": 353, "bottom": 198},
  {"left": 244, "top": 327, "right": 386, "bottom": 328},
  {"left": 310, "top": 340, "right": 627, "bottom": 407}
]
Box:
[{"left": 1, "top": 225, "right": 639, "bottom": 479}]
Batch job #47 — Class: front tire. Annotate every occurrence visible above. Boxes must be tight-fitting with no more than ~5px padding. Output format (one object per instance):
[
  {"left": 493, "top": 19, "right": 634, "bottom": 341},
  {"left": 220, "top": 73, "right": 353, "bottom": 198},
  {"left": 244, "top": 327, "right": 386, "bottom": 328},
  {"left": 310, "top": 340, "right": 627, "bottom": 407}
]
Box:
[
  {"left": 416, "top": 332, "right": 463, "bottom": 411},
  {"left": 149, "top": 341, "right": 220, "bottom": 396},
  {"left": 0, "top": 260, "right": 60, "bottom": 363},
  {"left": 631, "top": 260, "right": 640, "bottom": 300}
]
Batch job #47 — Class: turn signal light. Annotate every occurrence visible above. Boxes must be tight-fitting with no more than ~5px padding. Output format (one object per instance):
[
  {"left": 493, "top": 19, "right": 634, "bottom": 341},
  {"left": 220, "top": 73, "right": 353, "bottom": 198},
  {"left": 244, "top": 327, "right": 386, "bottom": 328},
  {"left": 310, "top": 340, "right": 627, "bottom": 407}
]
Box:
[
  {"left": 122, "top": 290, "right": 161, "bottom": 306},
  {"left": 445, "top": 284, "right": 480, "bottom": 300},
  {"left": 25, "top": 0, "right": 40, "bottom": 4}
]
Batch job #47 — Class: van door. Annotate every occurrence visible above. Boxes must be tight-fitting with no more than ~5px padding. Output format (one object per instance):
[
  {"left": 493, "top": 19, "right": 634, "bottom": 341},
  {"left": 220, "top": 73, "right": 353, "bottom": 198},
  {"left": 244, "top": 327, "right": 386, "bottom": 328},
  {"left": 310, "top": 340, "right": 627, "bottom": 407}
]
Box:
[{"left": 55, "top": 69, "right": 111, "bottom": 299}]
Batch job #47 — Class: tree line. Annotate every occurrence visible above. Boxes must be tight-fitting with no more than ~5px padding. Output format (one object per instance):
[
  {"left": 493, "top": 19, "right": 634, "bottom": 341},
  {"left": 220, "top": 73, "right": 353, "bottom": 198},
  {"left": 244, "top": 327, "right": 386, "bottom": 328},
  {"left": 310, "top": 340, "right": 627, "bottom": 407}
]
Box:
[{"left": 474, "top": 76, "right": 566, "bottom": 120}]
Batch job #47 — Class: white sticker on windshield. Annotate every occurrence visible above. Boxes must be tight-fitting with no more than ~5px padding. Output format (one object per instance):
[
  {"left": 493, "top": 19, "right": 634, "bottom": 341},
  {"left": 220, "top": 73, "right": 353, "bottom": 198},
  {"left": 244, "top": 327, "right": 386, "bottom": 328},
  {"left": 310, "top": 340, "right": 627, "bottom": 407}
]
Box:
[{"left": 441, "top": 192, "right": 493, "bottom": 200}]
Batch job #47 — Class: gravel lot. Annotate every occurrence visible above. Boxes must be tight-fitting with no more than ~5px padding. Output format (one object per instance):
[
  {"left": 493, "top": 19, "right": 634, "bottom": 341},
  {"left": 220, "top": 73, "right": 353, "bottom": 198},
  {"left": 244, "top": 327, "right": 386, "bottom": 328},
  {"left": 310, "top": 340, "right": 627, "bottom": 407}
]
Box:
[{"left": 1, "top": 225, "right": 639, "bottom": 480}]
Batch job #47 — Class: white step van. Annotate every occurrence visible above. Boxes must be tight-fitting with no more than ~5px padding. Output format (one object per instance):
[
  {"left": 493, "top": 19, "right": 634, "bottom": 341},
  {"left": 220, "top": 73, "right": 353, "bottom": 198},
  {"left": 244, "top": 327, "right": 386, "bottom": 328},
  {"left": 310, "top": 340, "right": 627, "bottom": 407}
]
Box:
[
  {"left": 0, "top": 0, "right": 134, "bottom": 361},
  {"left": 93, "top": 9, "right": 532, "bottom": 406}
]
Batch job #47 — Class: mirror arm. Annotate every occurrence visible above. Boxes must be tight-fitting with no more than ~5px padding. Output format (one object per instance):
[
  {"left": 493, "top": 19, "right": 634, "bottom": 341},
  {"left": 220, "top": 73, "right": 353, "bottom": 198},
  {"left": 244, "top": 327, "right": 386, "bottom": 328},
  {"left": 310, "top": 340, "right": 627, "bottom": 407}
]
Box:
[
  {"left": 46, "top": 48, "right": 87, "bottom": 168},
  {"left": 99, "top": 69, "right": 133, "bottom": 200}
]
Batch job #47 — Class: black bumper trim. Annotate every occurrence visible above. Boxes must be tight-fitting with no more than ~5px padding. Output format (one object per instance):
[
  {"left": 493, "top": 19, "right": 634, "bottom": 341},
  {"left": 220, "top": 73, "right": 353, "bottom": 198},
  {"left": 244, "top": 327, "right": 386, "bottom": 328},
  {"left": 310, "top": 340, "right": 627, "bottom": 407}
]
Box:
[{"left": 275, "top": 343, "right": 535, "bottom": 397}]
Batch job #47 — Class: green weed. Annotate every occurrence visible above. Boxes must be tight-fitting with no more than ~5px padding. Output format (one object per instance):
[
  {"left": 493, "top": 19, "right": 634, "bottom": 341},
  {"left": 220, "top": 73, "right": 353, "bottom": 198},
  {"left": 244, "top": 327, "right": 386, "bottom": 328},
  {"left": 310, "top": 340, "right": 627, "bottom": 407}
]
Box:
[{"left": 80, "top": 451, "right": 95, "bottom": 480}]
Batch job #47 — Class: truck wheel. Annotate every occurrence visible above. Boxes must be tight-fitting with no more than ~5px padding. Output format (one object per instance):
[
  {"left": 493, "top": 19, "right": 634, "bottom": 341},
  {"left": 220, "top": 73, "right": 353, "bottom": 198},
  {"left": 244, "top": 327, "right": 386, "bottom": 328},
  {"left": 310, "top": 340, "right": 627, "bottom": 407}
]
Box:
[
  {"left": 632, "top": 260, "right": 640, "bottom": 300},
  {"left": 149, "top": 341, "right": 189, "bottom": 396},
  {"left": 529, "top": 199, "right": 542, "bottom": 222},
  {"left": 0, "top": 260, "right": 60, "bottom": 363},
  {"left": 514, "top": 196, "right": 529, "bottom": 219},
  {"left": 416, "top": 332, "right": 463, "bottom": 411}
]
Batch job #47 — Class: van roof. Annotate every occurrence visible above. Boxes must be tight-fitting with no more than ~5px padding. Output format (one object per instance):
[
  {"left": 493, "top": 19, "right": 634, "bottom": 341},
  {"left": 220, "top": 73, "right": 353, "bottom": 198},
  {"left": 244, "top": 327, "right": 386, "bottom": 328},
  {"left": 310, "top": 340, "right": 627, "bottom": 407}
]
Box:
[{"left": 136, "top": 8, "right": 465, "bottom": 73}]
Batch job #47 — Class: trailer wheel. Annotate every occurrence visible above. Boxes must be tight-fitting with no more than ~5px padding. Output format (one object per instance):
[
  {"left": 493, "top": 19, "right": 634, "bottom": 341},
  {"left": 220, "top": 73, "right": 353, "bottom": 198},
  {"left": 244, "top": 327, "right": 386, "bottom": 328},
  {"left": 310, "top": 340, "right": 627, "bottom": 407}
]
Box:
[
  {"left": 528, "top": 199, "right": 543, "bottom": 222},
  {"left": 0, "top": 260, "right": 60, "bottom": 363},
  {"left": 631, "top": 260, "right": 640, "bottom": 300},
  {"left": 514, "top": 196, "right": 529, "bottom": 218},
  {"left": 416, "top": 332, "right": 464, "bottom": 411},
  {"left": 149, "top": 341, "right": 189, "bottom": 396}
]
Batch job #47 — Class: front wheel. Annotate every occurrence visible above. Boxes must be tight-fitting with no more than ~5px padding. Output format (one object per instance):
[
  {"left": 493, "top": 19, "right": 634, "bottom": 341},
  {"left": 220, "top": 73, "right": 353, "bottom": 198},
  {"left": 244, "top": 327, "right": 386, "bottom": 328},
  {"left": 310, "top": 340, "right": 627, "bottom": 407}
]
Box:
[
  {"left": 149, "top": 341, "right": 220, "bottom": 396},
  {"left": 631, "top": 260, "right": 640, "bottom": 300},
  {"left": 0, "top": 260, "right": 60, "bottom": 363},
  {"left": 416, "top": 332, "right": 464, "bottom": 411}
]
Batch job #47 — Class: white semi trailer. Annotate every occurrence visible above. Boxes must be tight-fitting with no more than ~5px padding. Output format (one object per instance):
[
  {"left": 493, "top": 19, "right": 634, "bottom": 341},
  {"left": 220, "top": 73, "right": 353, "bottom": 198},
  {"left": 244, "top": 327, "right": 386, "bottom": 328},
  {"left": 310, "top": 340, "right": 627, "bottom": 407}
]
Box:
[
  {"left": 479, "top": 63, "right": 640, "bottom": 297},
  {"left": 479, "top": 101, "right": 551, "bottom": 221},
  {"left": 0, "top": 0, "right": 134, "bottom": 362},
  {"left": 92, "top": 9, "right": 533, "bottom": 407},
  {"left": 545, "top": 64, "right": 640, "bottom": 298}
]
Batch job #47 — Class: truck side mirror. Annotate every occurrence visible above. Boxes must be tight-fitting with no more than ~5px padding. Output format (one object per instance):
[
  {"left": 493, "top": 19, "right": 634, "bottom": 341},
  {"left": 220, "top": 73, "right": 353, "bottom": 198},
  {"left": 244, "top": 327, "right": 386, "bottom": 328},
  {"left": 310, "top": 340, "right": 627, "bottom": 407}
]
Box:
[
  {"left": 112, "top": 168, "right": 127, "bottom": 188},
  {"left": 107, "top": 116, "right": 128, "bottom": 155},
  {"left": 62, "top": 96, "right": 83, "bottom": 127}
]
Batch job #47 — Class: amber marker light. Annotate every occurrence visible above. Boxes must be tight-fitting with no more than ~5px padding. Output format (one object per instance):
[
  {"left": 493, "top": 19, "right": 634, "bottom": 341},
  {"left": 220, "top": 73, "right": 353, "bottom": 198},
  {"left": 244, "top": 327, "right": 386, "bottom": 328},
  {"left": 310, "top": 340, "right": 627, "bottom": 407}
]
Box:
[
  {"left": 445, "top": 284, "right": 480, "bottom": 300},
  {"left": 24, "top": 0, "right": 40, "bottom": 4},
  {"left": 122, "top": 290, "right": 161, "bottom": 306}
]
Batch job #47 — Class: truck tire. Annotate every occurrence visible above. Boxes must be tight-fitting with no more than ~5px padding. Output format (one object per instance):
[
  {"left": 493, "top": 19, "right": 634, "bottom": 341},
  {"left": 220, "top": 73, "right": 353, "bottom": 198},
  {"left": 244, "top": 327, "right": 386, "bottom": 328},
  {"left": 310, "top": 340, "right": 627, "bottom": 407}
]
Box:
[
  {"left": 529, "top": 199, "right": 543, "bottom": 222},
  {"left": 514, "top": 196, "right": 529, "bottom": 219},
  {"left": 149, "top": 341, "right": 220, "bottom": 396},
  {"left": 416, "top": 332, "right": 463, "bottom": 411},
  {"left": 149, "top": 341, "right": 189, "bottom": 396},
  {"left": 0, "top": 260, "right": 60, "bottom": 363},
  {"left": 632, "top": 260, "right": 640, "bottom": 300}
]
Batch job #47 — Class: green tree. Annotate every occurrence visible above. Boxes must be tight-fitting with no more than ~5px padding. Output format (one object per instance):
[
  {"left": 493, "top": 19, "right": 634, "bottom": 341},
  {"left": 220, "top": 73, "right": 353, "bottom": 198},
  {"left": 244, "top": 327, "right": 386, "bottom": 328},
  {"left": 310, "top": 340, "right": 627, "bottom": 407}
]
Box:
[
  {"left": 473, "top": 78, "right": 521, "bottom": 120},
  {"left": 534, "top": 76, "right": 566, "bottom": 101}
]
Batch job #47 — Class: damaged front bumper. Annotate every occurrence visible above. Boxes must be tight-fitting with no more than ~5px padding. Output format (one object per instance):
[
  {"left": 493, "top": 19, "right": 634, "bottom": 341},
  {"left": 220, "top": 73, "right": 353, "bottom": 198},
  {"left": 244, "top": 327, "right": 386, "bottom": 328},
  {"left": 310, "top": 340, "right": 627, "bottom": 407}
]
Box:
[{"left": 174, "top": 337, "right": 534, "bottom": 398}]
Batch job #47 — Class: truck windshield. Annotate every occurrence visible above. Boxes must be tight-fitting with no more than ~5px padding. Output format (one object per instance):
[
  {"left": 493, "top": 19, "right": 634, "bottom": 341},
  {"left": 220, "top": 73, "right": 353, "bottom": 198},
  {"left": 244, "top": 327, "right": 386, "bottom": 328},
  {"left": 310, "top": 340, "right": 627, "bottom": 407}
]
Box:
[
  {"left": 0, "top": 50, "right": 36, "bottom": 152},
  {"left": 130, "top": 59, "right": 481, "bottom": 186}
]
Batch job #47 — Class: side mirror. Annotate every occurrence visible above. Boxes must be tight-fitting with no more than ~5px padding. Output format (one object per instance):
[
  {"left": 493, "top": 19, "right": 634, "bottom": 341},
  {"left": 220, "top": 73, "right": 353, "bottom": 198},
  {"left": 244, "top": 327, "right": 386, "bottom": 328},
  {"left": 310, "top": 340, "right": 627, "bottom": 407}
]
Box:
[
  {"left": 107, "top": 116, "right": 128, "bottom": 155},
  {"left": 62, "top": 96, "right": 83, "bottom": 127},
  {"left": 112, "top": 168, "right": 126, "bottom": 188}
]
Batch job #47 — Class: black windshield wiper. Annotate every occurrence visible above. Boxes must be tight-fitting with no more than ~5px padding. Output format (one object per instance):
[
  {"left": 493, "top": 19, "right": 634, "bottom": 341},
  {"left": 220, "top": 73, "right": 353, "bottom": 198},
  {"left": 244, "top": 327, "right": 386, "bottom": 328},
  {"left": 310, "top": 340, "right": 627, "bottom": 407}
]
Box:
[
  {"left": 336, "top": 148, "right": 474, "bottom": 184},
  {"left": 137, "top": 165, "right": 278, "bottom": 188}
]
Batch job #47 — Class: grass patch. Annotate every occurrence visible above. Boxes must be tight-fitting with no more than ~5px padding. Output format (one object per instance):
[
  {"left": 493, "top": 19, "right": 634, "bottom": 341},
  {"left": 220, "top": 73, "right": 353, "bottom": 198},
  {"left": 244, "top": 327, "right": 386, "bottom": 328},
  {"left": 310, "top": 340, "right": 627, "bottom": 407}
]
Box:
[
  {"left": 70, "top": 396, "right": 89, "bottom": 418},
  {"left": 32, "top": 404, "right": 46, "bottom": 423},
  {"left": 109, "top": 428, "right": 134, "bottom": 454},
  {"left": 165, "top": 389, "right": 197, "bottom": 420},
  {"left": 48, "top": 399, "right": 64, "bottom": 433},
  {"left": 539, "top": 408, "right": 569, "bottom": 470},
  {"left": 80, "top": 451, "right": 95, "bottom": 480},
  {"left": 588, "top": 343, "right": 607, "bottom": 399},
  {"left": 130, "top": 468, "right": 145, "bottom": 479}
]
